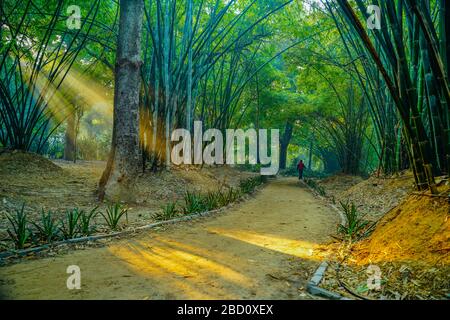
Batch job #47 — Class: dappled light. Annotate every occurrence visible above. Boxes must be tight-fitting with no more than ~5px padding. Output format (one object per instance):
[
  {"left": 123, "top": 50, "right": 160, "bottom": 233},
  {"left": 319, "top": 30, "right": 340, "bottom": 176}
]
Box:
[
  {"left": 0, "top": 0, "right": 448, "bottom": 302},
  {"left": 206, "top": 229, "right": 323, "bottom": 261}
]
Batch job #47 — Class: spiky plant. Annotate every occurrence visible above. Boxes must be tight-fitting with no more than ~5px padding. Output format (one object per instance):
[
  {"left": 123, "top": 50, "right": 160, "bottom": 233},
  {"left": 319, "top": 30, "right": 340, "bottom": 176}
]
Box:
[
  {"left": 79, "top": 207, "right": 99, "bottom": 236},
  {"left": 101, "top": 203, "right": 128, "bottom": 231},
  {"left": 33, "top": 209, "right": 60, "bottom": 243},
  {"left": 182, "top": 191, "right": 205, "bottom": 214},
  {"left": 153, "top": 202, "right": 178, "bottom": 221},
  {"left": 4, "top": 204, "right": 32, "bottom": 249},
  {"left": 60, "top": 208, "right": 82, "bottom": 240},
  {"left": 338, "top": 200, "right": 369, "bottom": 239}
]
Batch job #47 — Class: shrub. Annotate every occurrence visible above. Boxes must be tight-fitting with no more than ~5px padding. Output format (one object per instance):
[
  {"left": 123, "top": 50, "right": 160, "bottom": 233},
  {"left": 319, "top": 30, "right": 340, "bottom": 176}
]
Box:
[
  {"left": 316, "top": 185, "right": 327, "bottom": 196},
  {"left": 33, "top": 209, "right": 60, "bottom": 243},
  {"left": 338, "top": 200, "right": 369, "bottom": 239},
  {"left": 304, "top": 178, "right": 326, "bottom": 196},
  {"left": 153, "top": 202, "right": 178, "bottom": 221},
  {"left": 182, "top": 191, "right": 205, "bottom": 214},
  {"left": 79, "top": 207, "right": 99, "bottom": 236},
  {"left": 4, "top": 204, "right": 32, "bottom": 249},
  {"left": 202, "top": 191, "right": 220, "bottom": 211},
  {"left": 101, "top": 203, "right": 128, "bottom": 231},
  {"left": 60, "top": 208, "right": 82, "bottom": 239},
  {"left": 226, "top": 187, "right": 240, "bottom": 203},
  {"left": 217, "top": 189, "right": 230, "bottom": 207},
  {"left": 239, "top": 176, "right": 265, "bottom": 194}
]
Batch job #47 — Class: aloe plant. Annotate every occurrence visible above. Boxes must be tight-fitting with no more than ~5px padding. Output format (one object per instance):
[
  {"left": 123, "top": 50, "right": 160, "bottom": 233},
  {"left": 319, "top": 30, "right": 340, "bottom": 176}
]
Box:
[
  {"left": 338, "top": 200, "right": 369, "bottom": 239},
  {"left": 153, "top": 202, "right": 178, "bottom": 221},
  {"left": 5, "top": 204, "right": 32, "bottom": 249},
  {"left": 60, "top": 208, "right": 82, "bottom": 240},
  {"left": 33, "top": 209, "right": 60, "bottom": 243},
  {"left": 79, "top": 207, "right": 99, "bottom": 236},
  {"left": 182, "top": 191, "right": 205, "bottom": 214},
  {"left": 101, "top": 203, "right": 128, "bottom": 231},
  {"left": 202, "top": 191, "right": 220, "bottom": 211}
]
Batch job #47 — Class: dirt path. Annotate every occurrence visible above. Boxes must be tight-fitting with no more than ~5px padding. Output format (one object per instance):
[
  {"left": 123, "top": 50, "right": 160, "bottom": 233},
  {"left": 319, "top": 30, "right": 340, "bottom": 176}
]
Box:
[{"left": 0, "top": 177, "right": 339, "bottom": 299}]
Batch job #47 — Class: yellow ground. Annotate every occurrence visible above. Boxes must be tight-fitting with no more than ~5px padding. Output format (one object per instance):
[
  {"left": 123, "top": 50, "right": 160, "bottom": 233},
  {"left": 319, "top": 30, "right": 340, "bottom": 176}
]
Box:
[
  {"left": 0, "top": 178, "right": 339, "bottom": 299},
  {"left": 351, "top": 186, "right": 450, "bottom": 266}
]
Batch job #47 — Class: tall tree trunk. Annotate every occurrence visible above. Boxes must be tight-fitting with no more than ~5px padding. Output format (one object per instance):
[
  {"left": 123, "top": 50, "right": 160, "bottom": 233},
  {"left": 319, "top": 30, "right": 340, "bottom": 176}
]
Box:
[
  {"left": 185, "top": 0, "right": 193, "bottom": 133},
  {"left": 64, "top": 111, "right": 76, "bottom": 162},
  {"left": 279, "top": 121, "right": 293, "bottom": 170},
  {"left": 164, "top": 0, "right": 171, "bottom": 168},
  {"left": 307, "top": 134, "right": 314, "bottom": 170},
  {"left": 98, "top": 0, "right": 144, "bottom": 202}
]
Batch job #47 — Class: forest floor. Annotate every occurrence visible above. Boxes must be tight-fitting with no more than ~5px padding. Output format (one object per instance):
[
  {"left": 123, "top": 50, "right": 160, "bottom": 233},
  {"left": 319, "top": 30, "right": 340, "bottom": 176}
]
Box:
[
  {"left": 314, "top": 172, "right": 449, "bottom": 300},
  {"left": 0, "top": 151, "right": 448, "bottom": 299},
  {"left": 0, "top": 177, "right": 339, "bottom": 299},
  {"left": 0, "top": 150, "right": 256, "bottom": 243}
]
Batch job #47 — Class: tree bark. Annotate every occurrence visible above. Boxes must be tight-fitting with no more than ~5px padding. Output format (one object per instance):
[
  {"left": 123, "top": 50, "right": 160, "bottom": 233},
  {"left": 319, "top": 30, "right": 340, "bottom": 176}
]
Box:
[
  {"left": 279, "top": 121, "right": 293, "bottom": 170},
  {"left": 64, "top": 111, "right": 76, "bottom": 162},
  {"left": 98, "top": 0, "right": 144, "bottom": 202}
]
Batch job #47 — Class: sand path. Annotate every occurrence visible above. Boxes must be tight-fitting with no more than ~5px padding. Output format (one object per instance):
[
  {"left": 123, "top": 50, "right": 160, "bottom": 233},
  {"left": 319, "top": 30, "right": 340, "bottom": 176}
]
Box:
[{"left": 0, "top": 177, "right": 338, "bottom": 299}]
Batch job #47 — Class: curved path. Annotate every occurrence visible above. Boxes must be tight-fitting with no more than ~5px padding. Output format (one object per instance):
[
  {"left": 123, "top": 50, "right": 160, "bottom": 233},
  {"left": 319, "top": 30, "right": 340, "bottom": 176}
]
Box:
[{"left": 0, "top": 177, "right": 338, "bottom": 299}]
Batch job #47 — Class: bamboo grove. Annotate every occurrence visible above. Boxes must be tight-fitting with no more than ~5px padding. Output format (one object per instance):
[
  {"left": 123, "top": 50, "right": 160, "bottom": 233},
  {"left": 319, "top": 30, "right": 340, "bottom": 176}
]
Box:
[
  {"left": 0, "top": 0, "right": 449, "bottom": 196},
  {"left": 139, "top": 0, "right": 293, "bottom": 170},
  {"left": 328, "top": 0, "right": 449, "bottom": 193}
]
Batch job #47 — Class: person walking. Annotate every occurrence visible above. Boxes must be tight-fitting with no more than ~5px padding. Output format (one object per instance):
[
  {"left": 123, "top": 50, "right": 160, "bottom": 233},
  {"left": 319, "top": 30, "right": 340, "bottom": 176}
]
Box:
[{"left": 297, "top": 159, "right": 305, "bottom": 180}]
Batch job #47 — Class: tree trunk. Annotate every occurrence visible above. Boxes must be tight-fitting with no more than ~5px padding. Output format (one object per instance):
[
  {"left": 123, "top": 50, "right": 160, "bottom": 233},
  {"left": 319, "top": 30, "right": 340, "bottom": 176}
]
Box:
[
  {"left": 307, "top": 134, "right": 313, "bottom": 170},
  {"left": 64, "top": 111, "right": 76, "bottom": 162},
  {"left": 279, "top": 121, "right": 293, "bottom": 170},
  {"left": 98, "top": 0, "right": 144, "bottom": 202}
]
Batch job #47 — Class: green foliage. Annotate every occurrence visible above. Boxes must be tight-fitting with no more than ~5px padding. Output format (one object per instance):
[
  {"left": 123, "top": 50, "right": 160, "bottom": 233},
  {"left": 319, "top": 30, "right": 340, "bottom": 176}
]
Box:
[
  {"left": 60, "top": 208, "right": 82, "bottom": 240},
  {"left": 4, "top": 204, "right": 32, "bottom": 249},
  {"left": 226, "top": 188, "right": 241, "bottom": 203},
  {"left": 182, "top": 191, "right": 205, "bottom": 215},
  {"left": 216, "top": 189, "right": 231, "bottom": 208},
  {"left": 79, "top": 207, "right": 99, "bottom": 236},
  {"left": 33, "top": 209, "right": 60, "bottom": 243},
  {"left": 337, "top": 201, "right": 369, "bottom": 239},
  {"left": 101, "top": 203, "right": 128, "bottom": 231},
  {"left": 180, "top": 176, "right": 265, "bottom": 215},
  {"left": 202, "top": 191, "right": 220, "bottom": 211},
  {"left": 153, "top": 202, "right": 179, "bottom": 221},
  {"left": 239, "top": 176, "right": 265, "bottom": 194},
  {"left": 316, "top": 185, "right": 326, "bottom": 197},
  {"left": 304, "top": 178, "right": 326, "bottom": 196}
]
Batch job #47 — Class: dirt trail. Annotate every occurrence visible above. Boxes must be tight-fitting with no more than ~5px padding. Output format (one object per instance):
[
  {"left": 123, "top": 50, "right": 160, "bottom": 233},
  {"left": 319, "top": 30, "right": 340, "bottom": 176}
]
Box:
[{"left": 0, "top": 177, "right": 339, "bottom": 299}]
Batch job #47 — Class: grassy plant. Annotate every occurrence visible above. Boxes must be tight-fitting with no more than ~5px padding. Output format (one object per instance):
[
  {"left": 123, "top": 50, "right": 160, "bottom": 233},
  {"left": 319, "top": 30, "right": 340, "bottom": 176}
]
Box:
[
  {"left": 101, "top": 203, "right": 128, "bottom": 231},
  {"left": 79, "top": 207, "right": 99, "bottom": 236},
  {"left": 226, "top": 187, "right": 240, "bottom": 203},
  {"left": 305, "top": 178, "right": 317, "bottom": 189},
  {"left": 33, "top": 209, "right": 60, "bottom": 243},
  {"left": 182, "top": 177, "right": 264, "bottom": 215},
  {"left": 316, "top": 185, "right": 327, "bottom": 197},
  {"left": 239, "top": 176, "right": 265, "bottom": 194},
  {"left": 217, "top": 189, "right": 230, "bottom": 207},
  {"left": 4, "top": 204, "right": 32, "bottom": 249},
  {"left": 239, "top": 179, "right": 255, "bottom": 194},
  {"left": 60, "top": 208, "right": 82, "bottom": 239},
  {"left": 304, "top": 178, "right": 326, "bottom": 196},
  {"left": 182, "top": 191, "right": 205, "bottom": 214},
  {"left": 338, "top": 201, "right": 369, "bottom": 239},
  {"left": 153, "top": 202, "right": 178, "bottom": 221},
  {"left": 202, "top": 191, "right": 220, "bottom": 211}
]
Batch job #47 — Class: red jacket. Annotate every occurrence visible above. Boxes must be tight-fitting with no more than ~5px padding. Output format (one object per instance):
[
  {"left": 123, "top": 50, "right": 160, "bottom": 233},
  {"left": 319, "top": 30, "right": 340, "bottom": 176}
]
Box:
[{"left": 297, "top": 161, "right": 305, "bottom": 170}]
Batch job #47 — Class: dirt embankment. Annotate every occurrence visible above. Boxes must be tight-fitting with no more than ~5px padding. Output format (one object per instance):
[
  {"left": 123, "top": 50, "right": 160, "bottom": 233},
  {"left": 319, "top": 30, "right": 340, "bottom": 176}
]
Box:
[
  {"left": 351, "top": 188, "right": 449, "bottom": 266},
  {"left": 318, "top": 171, "right": 449, "bottom": 299},
  {"left": 318, "top": 171, "right": 415, "bottom": 221}
]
